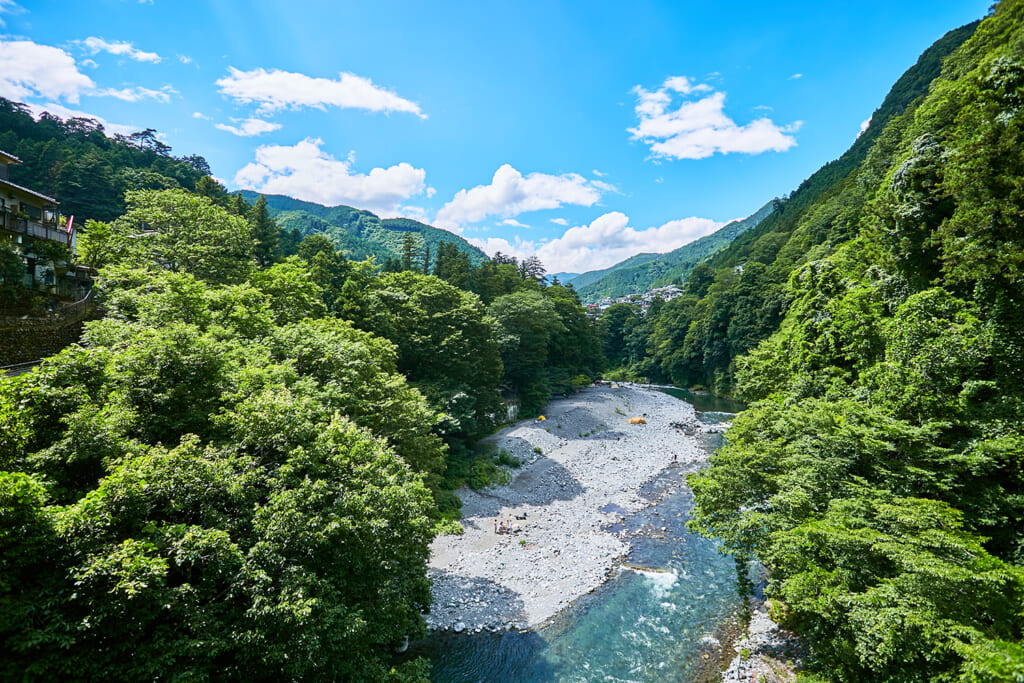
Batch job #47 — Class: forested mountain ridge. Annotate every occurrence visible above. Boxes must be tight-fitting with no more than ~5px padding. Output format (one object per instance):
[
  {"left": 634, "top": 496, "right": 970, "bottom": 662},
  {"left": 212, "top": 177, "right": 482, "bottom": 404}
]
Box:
[
  {"left": 0, "top": 98, "right": 215, "bottom": 223},
  {"left": 599, "top": 18, "right": 982, "bottom": 394},
  {"left": 683, "top": 2, "right": 1024, "bottom": 680},
  {"left": 567, "top": 252, "right": 664, "bottom": 291},
  {"left": 574, "top": 200, "right": 774, "bottom": 302},
  {"left": 239, "top": 190, "right": 488, "bottom": 268}
]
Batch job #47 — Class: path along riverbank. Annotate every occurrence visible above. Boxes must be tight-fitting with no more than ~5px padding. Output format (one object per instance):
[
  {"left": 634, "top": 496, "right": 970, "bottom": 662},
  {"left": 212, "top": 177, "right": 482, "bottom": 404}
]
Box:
[{"left": 425, "top": 383, "right": 718, "bottom": 633}]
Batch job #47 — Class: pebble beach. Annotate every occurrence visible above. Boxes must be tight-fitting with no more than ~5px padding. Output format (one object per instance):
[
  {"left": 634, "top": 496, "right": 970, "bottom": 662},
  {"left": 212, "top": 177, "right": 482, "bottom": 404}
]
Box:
[{"left": 425, "top": 383, "right": 709, "bottom": 633}]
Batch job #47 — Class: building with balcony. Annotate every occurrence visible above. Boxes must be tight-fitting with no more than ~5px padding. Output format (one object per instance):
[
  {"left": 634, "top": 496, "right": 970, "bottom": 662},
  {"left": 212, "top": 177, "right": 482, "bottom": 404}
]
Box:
[{"left": 0, "top": 149, "right": 91, "bottom": 299}]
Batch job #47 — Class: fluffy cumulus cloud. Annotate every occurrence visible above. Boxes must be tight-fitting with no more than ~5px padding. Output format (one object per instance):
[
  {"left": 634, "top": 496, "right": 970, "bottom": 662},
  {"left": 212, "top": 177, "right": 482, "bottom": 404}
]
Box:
[
  {"left": 467, "top": 235, "right": 537, "bottom": 264},
  {"left": 215, "top": 117, "right": 281, "bottom": 137},
  {"left": 232, "top": 137, "right": 427, "bottom": 216},
  {"left": 81, "top": 37, "right": 161, "bottom": 63},
  {"left": 216, "top": 67, "right": 424, "bottom": 118},
  {"left": 435, "top": 164, "right": 609, "bottom": 231},
  {"left": 471, "top": 211, "right": 723, "bottom": 273},
  {"left": 0, "top": 40, "right": 95, "bottom": 102},
  {"left": 630, "top": 75, "right": 800, "bottom": 160}
]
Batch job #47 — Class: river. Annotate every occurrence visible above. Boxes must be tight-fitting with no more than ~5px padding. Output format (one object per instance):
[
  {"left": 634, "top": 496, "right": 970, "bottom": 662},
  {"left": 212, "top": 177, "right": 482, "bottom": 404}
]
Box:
[{"left": 408, "top": 390, "right": 745, "bottom": 682}]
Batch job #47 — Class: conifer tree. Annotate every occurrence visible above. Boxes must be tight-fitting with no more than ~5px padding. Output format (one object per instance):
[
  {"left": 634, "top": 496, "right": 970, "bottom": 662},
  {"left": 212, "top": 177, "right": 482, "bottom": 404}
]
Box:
[{"left": 248, "top": 195, "right": 280, "bottom": 268}]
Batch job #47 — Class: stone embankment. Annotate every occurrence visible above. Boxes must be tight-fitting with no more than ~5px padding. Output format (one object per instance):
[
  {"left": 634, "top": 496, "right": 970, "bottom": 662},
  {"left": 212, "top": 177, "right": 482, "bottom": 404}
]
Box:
[
  {"left": 0, "top": 290, "right": 94, "bottom": 366},
  {"left": 426, "top": 384, "right": 721, "bottom": 633},
  {"left": 721, "top": 596, "right": 804, "bottom": 682}
]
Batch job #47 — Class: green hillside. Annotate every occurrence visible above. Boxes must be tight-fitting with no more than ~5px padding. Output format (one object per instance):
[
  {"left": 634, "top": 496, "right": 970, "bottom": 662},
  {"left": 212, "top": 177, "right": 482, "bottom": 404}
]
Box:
[
  {"left": 566, "top": 251, "right": 663, "bottom": 291},
  {"left": 682, "top": 5, "right": 1024, "bottom": 680},
  {"left": 574, "top": 200, "right": 773, "bottom": 302},
  {"left": 239, "top": 191, "right": 488, "bottom": 267},
  {"left": 620, "top": 18, "right": 981, "bottom": 394}
]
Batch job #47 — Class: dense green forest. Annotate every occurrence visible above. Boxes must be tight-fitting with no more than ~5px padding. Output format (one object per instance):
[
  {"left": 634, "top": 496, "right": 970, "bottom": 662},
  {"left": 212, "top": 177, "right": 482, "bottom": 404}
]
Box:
[
  {"left": 687, "top": 3, "right": 1024, "bottom": 680},
  {"left": 0, "top": 108, "right": 603, "bottom": 678},
  {"left": 0, "top": 98, "right": 216, "bottom": 222},
  {"left": 572, "top": 200, "right": 774, "bottom": 302},
  {"left": 238, "top": 191, "right": 489, "bottom": 272}
]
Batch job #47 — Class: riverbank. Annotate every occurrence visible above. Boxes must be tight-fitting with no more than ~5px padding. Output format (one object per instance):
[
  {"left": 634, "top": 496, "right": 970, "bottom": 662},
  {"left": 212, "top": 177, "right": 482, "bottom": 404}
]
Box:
[
  {"left": 721, "top": 595, "right": 805, "bottom": 682},
  {"left": 425, "top": 383, "right": 710, "bottom": 632}
]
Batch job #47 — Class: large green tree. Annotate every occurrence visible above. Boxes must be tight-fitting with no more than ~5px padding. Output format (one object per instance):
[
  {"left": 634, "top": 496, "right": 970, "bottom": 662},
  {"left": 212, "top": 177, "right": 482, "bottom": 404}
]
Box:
[
  {"left": 362, "top": 271, "right": 503, "bottom": 444},
  {"left": 80, "top": 189, "right": 255, "bottom": 285}
]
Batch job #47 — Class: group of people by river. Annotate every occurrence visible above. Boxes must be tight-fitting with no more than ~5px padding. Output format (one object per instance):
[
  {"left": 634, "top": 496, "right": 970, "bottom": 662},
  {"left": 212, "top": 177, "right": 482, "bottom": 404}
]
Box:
[{"left": 494, "top": 512, "right": 528, "bottom": 534}]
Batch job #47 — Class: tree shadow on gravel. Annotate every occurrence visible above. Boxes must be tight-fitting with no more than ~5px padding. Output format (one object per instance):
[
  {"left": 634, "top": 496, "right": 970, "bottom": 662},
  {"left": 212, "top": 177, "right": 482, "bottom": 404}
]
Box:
[
  {"left": 402, "top": 571, "right": 559, "bottom": 680},
  {"left": 465, "top": 455, "right": 585, "bottom": 517},
  {"left": 423, "top": 571, "right": 528, "bottom": 631}
]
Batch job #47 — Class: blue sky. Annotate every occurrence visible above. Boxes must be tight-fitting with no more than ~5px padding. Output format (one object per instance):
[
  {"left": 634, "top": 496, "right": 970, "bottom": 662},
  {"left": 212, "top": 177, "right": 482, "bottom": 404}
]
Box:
[{"left": 1, "top": 0, "right": 990, "bottom": 273}]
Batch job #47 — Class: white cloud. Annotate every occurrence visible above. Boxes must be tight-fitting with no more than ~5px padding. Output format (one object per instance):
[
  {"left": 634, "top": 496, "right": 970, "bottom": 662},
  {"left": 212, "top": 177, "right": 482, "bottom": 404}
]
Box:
[
  {"left": 550, "top": 217, "right": 569, "bottom": 226},
  {"left": 789, "top": 73, "right": 803, "bottom": 80},
  {"left": 592, "top": 169, "right": 606, "bottom": 177},
  {"left": 216, "top": 66, "right": 424, "bottom": 118},
  {"left": 629, "top": 76, "right": 800, "bottom": 160},
  {"left": 387, "top": 205, "right": 430, "bottom": 222},
  {"left": 0, "top": 39, "right": 95, "bottom": 102},
  {"left": 215, "top": 117, "right": 281, "bottom": 137},
  {"left": 178, "top": 54, "right": 192, "bottom": 64},
  {"left": 502, "top": 218, "right": 530, "bottom": 228},
  {"left": 467, "top": 236, "right": 537, "bottom": 263},
  {"left": 473, "top": 211, "right": 724, "bottom": 273},
  {"left": 192, "top": 111, "right": 211, "bottom": 120},
  {"left": 435, "top": 164, "right": 609, "bottom": 230},
  {"left": 94, "top": 85, "right": 171, "bottom": 103},
  {"left": 23, "top": 101, "right": 136, "bottom": 137},
  {"left": 81, "top": 37, "right": 161, "bottom": 63},
  {"left": 232, "top": 137, "right": 427, "bottom": 216},
  {"left": 858, "top": 115, "right": 872, "bottom": 138}
]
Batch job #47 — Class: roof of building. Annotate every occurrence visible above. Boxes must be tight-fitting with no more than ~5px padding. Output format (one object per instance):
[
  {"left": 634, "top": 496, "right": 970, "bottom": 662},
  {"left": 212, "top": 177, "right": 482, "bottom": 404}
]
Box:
[
  {"left": 0, "top": 150, "right": 23, "bottom": 166},
  {"left": 0, "top": 178, "right": 58, "bottom": 205}
]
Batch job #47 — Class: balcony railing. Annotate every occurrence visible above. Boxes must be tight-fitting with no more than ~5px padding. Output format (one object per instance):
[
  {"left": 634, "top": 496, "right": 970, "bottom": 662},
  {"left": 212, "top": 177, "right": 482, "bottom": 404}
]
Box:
[{"left": 0, "top": 207, "right": 69, "bottom": 244}]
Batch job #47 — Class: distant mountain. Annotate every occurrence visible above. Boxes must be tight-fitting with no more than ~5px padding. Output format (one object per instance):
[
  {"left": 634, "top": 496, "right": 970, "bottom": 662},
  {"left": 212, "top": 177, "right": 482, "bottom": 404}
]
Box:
[
  {"left": 240, "top": 192, "right": 489, "bottom": 266},
  {"left": 549, "top": 272, "right": 579, "bottom": 284},
  {"left": 567, "top": 252, "right": 664, "bottom": 292},
  {"left": 574, "top": 201, "right": 774, "bottom": 302}
]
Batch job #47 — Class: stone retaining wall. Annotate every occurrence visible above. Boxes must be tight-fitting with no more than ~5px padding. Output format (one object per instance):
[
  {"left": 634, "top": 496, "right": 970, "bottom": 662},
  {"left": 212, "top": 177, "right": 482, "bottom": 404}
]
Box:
[
  {"left": 0, "top": 320, "right": 86, "bottom": 366},
  {"left": 0, "top": 292, "right": 94, "bottom": 365}
]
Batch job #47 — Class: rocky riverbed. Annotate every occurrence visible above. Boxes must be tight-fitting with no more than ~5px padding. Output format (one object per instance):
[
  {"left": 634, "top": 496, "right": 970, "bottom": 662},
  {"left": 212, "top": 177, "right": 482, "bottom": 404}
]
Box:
[{"left": 425, "top": 383, "right": 717, "bottom": 633}]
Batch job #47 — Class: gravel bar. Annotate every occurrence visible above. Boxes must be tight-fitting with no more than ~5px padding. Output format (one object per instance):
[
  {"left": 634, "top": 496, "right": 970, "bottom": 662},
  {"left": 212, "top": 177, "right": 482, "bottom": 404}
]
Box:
[{"left": 424, "top": 383, "right": 712, "bottom": 633}]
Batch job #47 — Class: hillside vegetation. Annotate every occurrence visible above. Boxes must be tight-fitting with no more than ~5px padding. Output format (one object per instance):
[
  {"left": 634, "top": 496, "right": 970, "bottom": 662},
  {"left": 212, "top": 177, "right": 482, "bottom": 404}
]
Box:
[
  {"left": 240, "top": 191, "right": 488, "bottom": 269},
  {"left": 574, "top": 200, "right": 774, "bottom": 302},
  {"left": 0, "top": 98, "right": 215, "bottom": 223},
  {"left": 598, "top": 18, "right": 982, "bottom": 394},
  {"left": 682, "top": 3, "right": 1024, "bottom": 680}
]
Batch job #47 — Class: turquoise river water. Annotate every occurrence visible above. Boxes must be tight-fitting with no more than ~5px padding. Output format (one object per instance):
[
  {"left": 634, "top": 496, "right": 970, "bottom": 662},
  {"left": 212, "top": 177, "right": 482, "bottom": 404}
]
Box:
[{"left": 407, "top": 390, "right": 746, "bottom": 682}]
